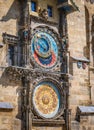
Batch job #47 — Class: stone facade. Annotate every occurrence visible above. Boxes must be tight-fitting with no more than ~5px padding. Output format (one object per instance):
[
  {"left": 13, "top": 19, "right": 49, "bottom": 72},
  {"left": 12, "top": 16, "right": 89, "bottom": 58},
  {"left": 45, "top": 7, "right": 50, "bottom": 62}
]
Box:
[
  {"left": 68, "top": 0, "right": 90, "bottom": 119},
  {"left": 0, "top": 1, "right": 21, "bottom": 130},
  {"left": 0, "top": 0, "right": 94, "bottom": 130}
]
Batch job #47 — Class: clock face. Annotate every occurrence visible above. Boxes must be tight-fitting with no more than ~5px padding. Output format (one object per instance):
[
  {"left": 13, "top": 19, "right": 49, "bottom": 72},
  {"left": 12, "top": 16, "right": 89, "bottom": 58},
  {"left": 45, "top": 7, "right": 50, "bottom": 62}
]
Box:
[
  {"left": 31, "top": 27, "right": 60, "bottom": 69},
  {"left": 32, "top": 81, "right": 61, "bottom": 119}
]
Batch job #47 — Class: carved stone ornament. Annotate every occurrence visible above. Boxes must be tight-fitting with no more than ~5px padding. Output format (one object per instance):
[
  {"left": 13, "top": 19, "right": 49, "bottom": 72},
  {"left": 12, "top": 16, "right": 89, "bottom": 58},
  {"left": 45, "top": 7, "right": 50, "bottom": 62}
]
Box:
[
  {"left": 30, "top": 26, "right": 63, "bottom": 71},
  {"left": 5, "top": 66, "right": 64, "bottom": 82},
  {"left": 2, "top": 33, "right": 19, "bottom": 44},
  {"left": 38, "top": 8, "right": 48, "bottom": 20}
]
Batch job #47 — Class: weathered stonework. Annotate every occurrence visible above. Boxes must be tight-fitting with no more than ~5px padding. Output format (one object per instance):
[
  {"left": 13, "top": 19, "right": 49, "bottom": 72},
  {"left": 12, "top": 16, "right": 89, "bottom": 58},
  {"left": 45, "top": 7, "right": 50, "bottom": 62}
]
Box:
[{"left": 0, "top": 0, "right": 94, "bottom": 130}]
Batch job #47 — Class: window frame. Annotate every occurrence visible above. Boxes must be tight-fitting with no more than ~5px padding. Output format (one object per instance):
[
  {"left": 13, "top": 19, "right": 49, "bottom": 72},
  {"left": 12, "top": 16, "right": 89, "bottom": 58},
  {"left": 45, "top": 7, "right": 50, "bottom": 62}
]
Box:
[
  {"left": 47, "top": 5, "right": 53, "bottom": 17},
  {"left": 7, "top": 44, "right": 15, "bottom": 66},
  {"left": 31, "top": 0, "right": 37, "bottom": 12}
]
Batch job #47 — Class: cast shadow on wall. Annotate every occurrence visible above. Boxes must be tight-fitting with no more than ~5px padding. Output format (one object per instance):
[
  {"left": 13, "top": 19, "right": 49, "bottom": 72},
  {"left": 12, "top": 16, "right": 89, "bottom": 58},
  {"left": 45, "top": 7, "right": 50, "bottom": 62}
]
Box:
[
  {"left": 0, "top": 69, "right": 23, "bottom": 129},
  {"left": 84, "top": 7, "right": 94, "bottom": 68},
  {"left": 83, "top": 7, "right": 90, "bottom": 60},
  {"left": 0, "top": 1, "right": 24, "bottom": 129},
  {"left": 0, "top": 0, "right": 20, "bottom": 36},
  {"left": 69, "top": 58, "right": 74, "bottom": 76},
  {"left": 91, "top": 15, "right": 94, "bottom": 67},
  {"left": 0, "top": 0, "right": 20, "bottom": 22}
]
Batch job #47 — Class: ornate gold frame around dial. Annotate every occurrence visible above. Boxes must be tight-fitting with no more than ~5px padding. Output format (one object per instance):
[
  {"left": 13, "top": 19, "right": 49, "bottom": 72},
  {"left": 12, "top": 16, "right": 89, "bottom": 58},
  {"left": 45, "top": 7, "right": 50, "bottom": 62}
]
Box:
[{"left": 31, "top": 77, "right": 65, "bottom": 121}]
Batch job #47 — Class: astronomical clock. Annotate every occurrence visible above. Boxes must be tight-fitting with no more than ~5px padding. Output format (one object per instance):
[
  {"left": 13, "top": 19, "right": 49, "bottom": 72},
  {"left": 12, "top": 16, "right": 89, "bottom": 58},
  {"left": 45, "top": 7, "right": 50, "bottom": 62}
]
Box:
[
  {"left": 30, "top": 26, "right": 62, "bottom": 71},
  {"left": 29, "top": 0, "right": 69, "bottom": 126},
  {"left": 30, "top": 25, "right": 66, "bottom": 124},
  {"left": 2, "top": 0, "right": 78, "bottom": 129}
]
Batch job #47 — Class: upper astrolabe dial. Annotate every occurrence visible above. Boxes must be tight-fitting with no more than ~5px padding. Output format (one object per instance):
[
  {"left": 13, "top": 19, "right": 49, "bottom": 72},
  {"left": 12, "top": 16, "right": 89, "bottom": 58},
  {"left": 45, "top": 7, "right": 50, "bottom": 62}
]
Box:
[{"left": 31, "top": 27, "right": 60, "bottom": 69}]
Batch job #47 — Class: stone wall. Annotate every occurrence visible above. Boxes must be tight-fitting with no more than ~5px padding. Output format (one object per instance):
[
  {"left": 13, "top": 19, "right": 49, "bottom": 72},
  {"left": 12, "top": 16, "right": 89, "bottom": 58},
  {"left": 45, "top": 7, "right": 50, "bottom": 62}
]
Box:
[
  {"left": 67, "top": 0, "right": 91, "bottom": 119},
  {"left": 71, "top": 115, "right": 94, "bottom": 130},
  {"left": 0, "top": 0, "right": 20, "bottom": 66},
  {"left": 67, "top": 0, "right": 94, "bottom": 129},
  {"left": 85, "top": 1, "right": 94, "bottom": 105},
  {"left": 0, "top": 77, "right": 21, "bottom": 130},
  {"left": 0, "top": 0, "right": 94, "bottom": 130},
  {"left": 0, "top": 0, "right": 20, "bottom": 42},
  {"left": 0, "top": 0, "right": 21, "bottom": 130}
]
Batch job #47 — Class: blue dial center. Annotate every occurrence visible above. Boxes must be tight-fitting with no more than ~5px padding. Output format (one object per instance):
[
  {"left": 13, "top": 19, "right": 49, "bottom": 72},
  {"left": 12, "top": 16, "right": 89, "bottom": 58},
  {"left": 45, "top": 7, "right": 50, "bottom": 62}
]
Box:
[
  {"left": 36, "top": 38, "right": 49, "bottom": 53},
  {"left": 34, "top": 35, "right": 51, "bottom": 58}
]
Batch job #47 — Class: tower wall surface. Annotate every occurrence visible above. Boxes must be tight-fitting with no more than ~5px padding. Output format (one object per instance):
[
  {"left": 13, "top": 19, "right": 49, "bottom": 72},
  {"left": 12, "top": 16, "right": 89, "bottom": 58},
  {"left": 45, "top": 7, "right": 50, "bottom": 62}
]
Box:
[{"left": 0, "top": 0, "right": 94, "bottom": 130}]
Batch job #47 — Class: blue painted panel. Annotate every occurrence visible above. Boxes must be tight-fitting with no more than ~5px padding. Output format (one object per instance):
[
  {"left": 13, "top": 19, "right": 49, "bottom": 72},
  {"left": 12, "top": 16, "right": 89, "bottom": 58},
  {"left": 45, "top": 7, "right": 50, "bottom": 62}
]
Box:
[
  {"left": 47, "top": 6, "right": 53, "bottom": 17},
  {"left": 31, "top": 1, "right": 36, "bottom": 12}
]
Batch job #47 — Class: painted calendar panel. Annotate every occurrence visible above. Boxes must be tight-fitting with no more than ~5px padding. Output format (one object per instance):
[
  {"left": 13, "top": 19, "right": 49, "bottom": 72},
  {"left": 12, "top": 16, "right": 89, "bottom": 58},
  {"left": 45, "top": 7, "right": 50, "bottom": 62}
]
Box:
[
  {"left": 32, "top": 81, "right": 60, "bottom": 118},
  {"left": 32, "top": 78, "right": 64, "bottom": 119}
]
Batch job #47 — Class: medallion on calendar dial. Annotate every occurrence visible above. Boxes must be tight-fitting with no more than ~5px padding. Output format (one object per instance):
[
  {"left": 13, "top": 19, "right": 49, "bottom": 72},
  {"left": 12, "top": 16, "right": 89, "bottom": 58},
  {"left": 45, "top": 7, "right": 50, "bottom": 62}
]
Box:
[
  {"left": 31, "top": 27, "right": 60, "bottom": 69},
  {"left": 32, "top": 81, "right": 61, "bottom": 119}
]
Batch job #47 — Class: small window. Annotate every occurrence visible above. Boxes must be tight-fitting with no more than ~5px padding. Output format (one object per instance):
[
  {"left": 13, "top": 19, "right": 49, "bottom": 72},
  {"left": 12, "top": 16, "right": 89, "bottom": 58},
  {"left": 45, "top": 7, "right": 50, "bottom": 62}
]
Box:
[
  {"left": 47, "top": 5, "right": 53, "bottom": 17},
  {"left": 8, "top": 45, "right": 14, "bottom": 66},
  {"left": 31, "top": 1, "right": 37, "bottom": 12}
]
